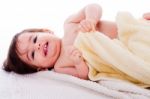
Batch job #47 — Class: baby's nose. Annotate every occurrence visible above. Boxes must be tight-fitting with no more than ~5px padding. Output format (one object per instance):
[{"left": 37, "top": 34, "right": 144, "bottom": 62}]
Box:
[{"left": 35, "top": 43, "right": 41, "bottom": 50}]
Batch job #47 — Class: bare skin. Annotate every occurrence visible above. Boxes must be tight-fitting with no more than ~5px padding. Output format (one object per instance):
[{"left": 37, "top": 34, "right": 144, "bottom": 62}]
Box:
[
  {"left": 17, "top": 4, "right": 150, "bottom": 80},
  {"left": 57, "top": 11, "right": 150, "bottom": 79},
  {"left": 16, "top": 4, "right": 117, "bottom": 80},
  {"left": 54, "top": 4, "right": 117, "bottom": 79}
]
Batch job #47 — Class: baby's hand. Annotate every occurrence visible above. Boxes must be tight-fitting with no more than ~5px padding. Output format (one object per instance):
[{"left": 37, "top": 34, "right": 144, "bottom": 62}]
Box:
[
  {"left": 68, "top": 47, "right": 84, "bottom": 65},
  {"left": 78, "top": 19, "right": 96, "bottom": 33}
]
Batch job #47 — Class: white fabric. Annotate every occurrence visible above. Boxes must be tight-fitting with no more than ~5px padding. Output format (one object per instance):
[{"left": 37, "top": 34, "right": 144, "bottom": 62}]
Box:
[{"left": 0, "top": 69, "right": 150, "bottom": 99}]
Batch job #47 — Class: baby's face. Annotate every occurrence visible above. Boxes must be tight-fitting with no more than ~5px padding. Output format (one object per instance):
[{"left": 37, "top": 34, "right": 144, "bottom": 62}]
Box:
[{"left": 16, "top": 31, "right": 61, "bottom": 68}]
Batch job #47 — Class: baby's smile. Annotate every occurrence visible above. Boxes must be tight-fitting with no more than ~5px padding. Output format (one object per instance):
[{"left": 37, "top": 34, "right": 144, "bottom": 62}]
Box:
[{"left": 43, "top": 42, "right": 48, "bottom": 56}]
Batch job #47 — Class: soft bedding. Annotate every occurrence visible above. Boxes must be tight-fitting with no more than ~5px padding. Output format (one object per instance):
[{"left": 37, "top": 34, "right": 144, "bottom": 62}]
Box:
[
  {"left": 0, "top": 69, "right": 150, "bottom": 99},
  {"left": 0, "top": 69, "right": 108, "bottom": 99},
  {"left": 1, "top": 12, "right": 150, "bottom": 99}
]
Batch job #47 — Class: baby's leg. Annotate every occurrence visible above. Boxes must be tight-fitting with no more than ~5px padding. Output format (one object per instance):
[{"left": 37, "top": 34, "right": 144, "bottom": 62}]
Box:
[
  {"left": 143, "top": 12, "right": 150, "bottom": 20},
  {"left": 96, "top": 20, "right": 117, "bottom": 39}
]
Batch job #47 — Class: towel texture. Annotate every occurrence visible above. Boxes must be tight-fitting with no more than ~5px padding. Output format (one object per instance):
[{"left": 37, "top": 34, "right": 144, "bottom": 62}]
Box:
[{"left": 74, "top": 12, "right": 150, "bottom": 87}]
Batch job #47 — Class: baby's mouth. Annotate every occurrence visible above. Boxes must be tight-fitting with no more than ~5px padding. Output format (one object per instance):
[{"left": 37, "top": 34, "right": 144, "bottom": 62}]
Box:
[{"left": 43, "top": 42, "right": 48, "bottom": 56}]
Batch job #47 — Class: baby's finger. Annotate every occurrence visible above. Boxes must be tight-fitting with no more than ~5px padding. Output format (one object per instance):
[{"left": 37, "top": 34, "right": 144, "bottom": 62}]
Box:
[
  {"left": 78, "top": 24, "right": 85, "bottom": 32},
  {"left": 72, "top": 49, "right": 81, "bottom": 56},
  {"left": 79, "top": 26, "right": 86, "bottom": 32},
  {"left": 84, "top": 21, "right": 91, "bottom": 29},
  {"left": 89, "top": 22, "right": 96, "bottom": 32},
  {"left": 91, "top": 24, "right": 96, "bottom": 32},
  {"left": 80, "top": 23, "right": 89, "bottom": 32}
]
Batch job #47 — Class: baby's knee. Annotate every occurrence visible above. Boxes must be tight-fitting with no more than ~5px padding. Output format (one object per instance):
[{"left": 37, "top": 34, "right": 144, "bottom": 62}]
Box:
[{"left": 96, "top": 20, "right": 117, "bottom": 38}]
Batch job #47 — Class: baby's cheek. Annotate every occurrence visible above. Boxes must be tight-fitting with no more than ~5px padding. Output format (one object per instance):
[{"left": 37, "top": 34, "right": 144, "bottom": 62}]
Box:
[
  {"left": 40, "top": 57, "right": 49, "bottom": 66},
  {"left": 35, "top": 55, "right": 43, "bottom": 64},
  {"left": 35, "top": 53, "right": 50, "bottom": 67}
]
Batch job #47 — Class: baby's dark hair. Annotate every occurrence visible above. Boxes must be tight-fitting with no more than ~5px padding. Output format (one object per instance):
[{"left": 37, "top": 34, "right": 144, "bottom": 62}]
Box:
[{"left": 3, "top": 29, "right": 52, "bottom": 74}]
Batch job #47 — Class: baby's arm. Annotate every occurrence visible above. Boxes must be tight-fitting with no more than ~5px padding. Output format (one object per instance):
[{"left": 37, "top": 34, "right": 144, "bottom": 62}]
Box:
[
  {"left": 64, "top": 4, "right": 102, "bottom": 35},
  {"left": 64, "top": 3, "right": 117, "bottom": 39}
]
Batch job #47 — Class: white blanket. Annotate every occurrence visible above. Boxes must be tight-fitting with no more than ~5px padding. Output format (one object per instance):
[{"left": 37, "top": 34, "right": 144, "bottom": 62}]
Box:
[{"left": 0, "top": 69, "right": 150, "bottom": 99}]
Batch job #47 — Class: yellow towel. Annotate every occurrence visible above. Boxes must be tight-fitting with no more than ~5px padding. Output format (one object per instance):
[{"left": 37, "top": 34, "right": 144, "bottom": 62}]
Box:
[{"left": 74, "top": 12, "right": 150, "bottom": 87}]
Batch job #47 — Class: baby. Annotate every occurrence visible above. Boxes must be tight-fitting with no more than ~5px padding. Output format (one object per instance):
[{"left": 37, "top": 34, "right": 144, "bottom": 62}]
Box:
[{"left": 4, "top": 4, "right": 149, "bottom": 80}]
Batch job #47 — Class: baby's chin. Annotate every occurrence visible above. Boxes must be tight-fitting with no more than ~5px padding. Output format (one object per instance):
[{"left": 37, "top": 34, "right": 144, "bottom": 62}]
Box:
[{"left": 42, "top": 39, "right": 61, "bottom": 68}]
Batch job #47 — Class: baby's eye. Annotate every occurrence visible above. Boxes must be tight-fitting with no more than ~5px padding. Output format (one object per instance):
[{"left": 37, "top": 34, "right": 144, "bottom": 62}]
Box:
[
  {"left": 33, "top": 36, "right": 37, "bottom": 43},
  {"left": 31, "top": 51, "right": 35, "bottom": 59}
]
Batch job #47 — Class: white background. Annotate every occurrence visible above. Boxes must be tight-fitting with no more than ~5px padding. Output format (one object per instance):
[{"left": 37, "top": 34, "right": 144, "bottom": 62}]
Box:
[{"left": 0, "top": 0, "right": 150, "bottom": 65}]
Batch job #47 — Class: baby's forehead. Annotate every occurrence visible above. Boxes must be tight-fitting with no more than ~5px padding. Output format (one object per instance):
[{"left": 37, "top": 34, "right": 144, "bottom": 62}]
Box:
[
  {"left": 18, "top": 32, "right": 32, "bottom": 40},
  {"left": 16, "top": 33, "right": 32, "bottom": 54}
]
